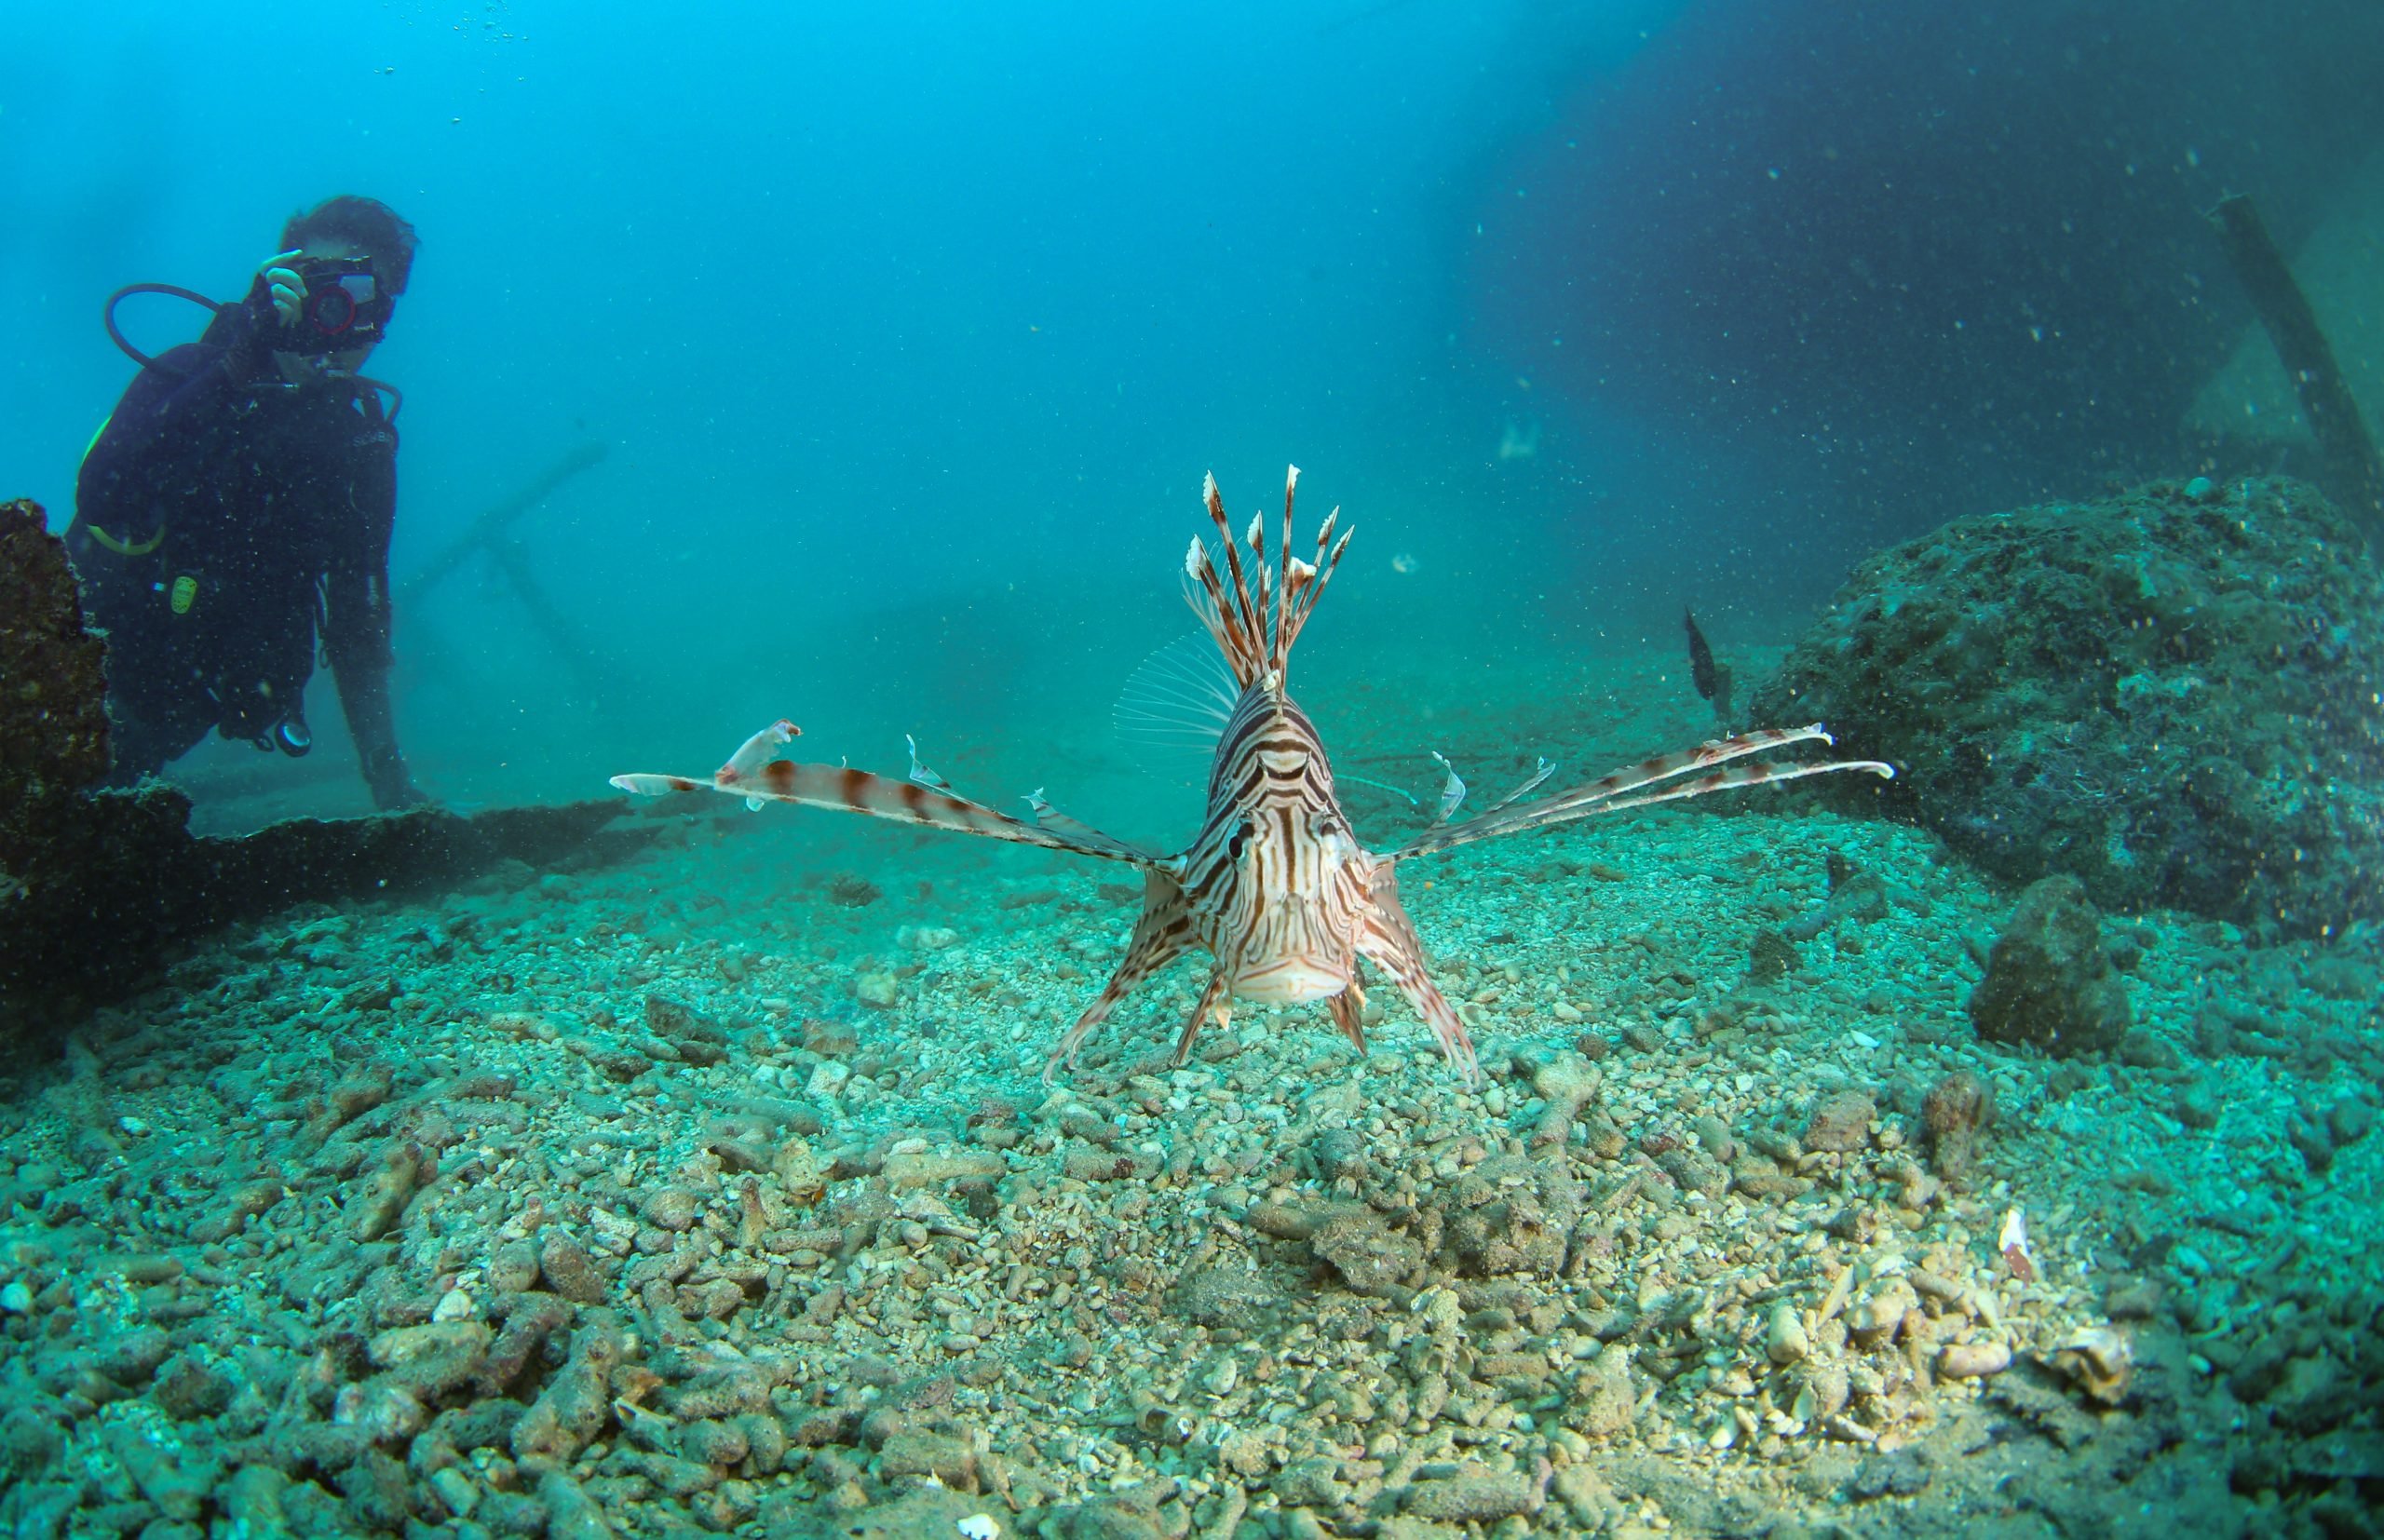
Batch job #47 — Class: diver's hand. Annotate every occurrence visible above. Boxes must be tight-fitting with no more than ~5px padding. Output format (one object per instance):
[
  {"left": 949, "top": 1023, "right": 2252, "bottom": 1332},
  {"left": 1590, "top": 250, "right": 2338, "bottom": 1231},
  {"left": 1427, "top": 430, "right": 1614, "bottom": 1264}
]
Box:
[{"left": 254, "top": 250, "right": 307, "bottom": 327}]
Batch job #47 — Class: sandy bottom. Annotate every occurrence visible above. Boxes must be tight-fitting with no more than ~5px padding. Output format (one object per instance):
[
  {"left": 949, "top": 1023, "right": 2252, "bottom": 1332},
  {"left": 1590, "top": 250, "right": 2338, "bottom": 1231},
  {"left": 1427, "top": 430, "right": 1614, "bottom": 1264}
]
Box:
[{"left": 1, "top": 647, "right": 2378, "bottom": 1540}]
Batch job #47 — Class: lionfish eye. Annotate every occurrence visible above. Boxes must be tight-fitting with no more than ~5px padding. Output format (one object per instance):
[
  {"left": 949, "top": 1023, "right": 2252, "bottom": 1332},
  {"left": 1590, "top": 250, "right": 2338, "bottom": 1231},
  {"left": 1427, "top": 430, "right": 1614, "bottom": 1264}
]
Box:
[{"left": 1226, "top": 818, "right": 1254, "bottom": 860}]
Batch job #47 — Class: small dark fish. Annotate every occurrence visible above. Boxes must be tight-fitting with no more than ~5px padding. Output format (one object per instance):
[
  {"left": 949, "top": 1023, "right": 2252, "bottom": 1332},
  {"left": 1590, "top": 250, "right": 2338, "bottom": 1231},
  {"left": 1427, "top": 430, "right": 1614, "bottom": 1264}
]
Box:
[{"left": 1684, "top": 607, "right": 1720, "bottom": 702}]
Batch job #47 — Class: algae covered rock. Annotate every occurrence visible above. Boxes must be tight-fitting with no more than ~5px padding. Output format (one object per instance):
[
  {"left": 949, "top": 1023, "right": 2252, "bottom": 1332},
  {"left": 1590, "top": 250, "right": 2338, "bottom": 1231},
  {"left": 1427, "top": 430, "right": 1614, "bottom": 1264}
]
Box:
[
  {"left": 1969, "top": 876, "right": 2133, "bottom": 1057},
  {"left": 0, "top": 497, "right": 111, "bottom": 811},
  {"left": 1752, "top": 478, "right": 2384, "bottom": 937},
  {"left": 1803, "top": 1087, "right": 1877, "bottom": 1152},
  {"left": 1437, "top": 1154, "right": 1579, "bottom": 1277},
  {"left": 0, "top": 495, "right": 119, "bottom": 907},
  {"left": 1921, "top": 1070, "right": 1996, "bottom": 1183}
]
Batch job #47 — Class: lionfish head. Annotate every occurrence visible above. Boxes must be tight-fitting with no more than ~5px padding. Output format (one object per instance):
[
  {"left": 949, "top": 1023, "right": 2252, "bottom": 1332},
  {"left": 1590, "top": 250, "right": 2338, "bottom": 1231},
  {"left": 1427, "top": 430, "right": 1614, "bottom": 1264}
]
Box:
[{"left": 1196, "top": 688, "right": 1375, "bottom": 1002}]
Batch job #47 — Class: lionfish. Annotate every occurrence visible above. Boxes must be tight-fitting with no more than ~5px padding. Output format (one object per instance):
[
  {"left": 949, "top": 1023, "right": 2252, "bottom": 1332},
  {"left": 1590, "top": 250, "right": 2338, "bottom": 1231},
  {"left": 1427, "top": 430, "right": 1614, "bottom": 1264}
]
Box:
[{"left": 612, "top": 469, "right": 1892, "bottom": 1086}]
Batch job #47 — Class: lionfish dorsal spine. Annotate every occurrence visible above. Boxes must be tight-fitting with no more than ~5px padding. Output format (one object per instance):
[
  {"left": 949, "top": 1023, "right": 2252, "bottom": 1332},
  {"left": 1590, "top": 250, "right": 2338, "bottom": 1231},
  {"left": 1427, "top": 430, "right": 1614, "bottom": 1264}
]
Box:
[
  {"left": 1201, "top": 473, "right": 1266, "bottom": 679},
  {"left": 1187, "top": 466, "right": 1351, "bottom": 688},
  {"left": 1273, "top": 466, "right": 1301, "bottom": 667},
  {"left": 1184, "top": 533, "right": 1249, "bottom": 688}
]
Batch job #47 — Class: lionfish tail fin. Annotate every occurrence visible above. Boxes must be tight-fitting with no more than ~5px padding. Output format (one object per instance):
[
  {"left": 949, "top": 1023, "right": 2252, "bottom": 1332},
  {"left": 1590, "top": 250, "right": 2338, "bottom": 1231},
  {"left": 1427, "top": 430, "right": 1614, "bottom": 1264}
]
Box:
[{"left": 1184, "top": 466, "right": 1351, "bottom": 688}]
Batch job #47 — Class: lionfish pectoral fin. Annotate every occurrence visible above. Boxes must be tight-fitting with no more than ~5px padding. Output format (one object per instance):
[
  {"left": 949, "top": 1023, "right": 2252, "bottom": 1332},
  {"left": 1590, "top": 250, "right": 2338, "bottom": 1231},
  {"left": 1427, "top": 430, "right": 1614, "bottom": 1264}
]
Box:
[
  {"left": 1429, "top": 752, "right": 1467, "bottom": 823},
  {"left": 721, "top": 719, "right": 800, "bottom": 781},
  {"left": 614, "top": 724, "right": 1158, "bottom": 867},
  {"left": 1356, "top": 874, "right": 1479, "bottom": 1087},
  {"left": 1115, "top": 633, "right": 1239, "bottom": 780},
  {"left": 611, "top": 773, "right": 707, "bottom": 798},
  {"left": 1486, "top": 757, "right": 1557, "bottom": 814},
  {"left": 1393, "top": 723, "right": 1893, "bottom": 861},
  {"left": 1025, "top": 789, "right": 1163, "bottom": 862},
  {"left": 905, "top": 735, "right": 952, "bottom": 790},
  {"left": 1043, "top": 870, "right": 1196, "bottom": 1083}
]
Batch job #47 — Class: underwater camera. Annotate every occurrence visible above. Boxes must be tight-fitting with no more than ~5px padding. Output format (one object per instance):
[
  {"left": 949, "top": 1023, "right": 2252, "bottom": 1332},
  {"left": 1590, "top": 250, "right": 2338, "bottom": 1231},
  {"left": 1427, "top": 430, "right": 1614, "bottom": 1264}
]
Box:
[
  {"left": 286, "top": 255, "right": 390, "bottom": 348},
  {"left": 102, "top": 264, "right": 404, "bottom": 419}
]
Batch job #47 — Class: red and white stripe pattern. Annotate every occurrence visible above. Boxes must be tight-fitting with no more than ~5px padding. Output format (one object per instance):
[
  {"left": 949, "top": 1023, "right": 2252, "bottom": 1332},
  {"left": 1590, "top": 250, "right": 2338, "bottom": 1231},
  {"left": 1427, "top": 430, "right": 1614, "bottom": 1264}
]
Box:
[{"left": 610, "top": 755, "right": 1157, "bottom": 865}]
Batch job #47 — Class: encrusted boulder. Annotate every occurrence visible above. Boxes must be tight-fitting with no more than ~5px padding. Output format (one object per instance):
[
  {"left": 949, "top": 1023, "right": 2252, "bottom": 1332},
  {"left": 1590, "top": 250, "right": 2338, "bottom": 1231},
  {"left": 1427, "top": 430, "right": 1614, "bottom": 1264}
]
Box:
[
  {"left": 1752, "top": 478, "right": 2384, "bottom": 937},
  {"left": 0, "top": 498, "right": 111, "bottom": 812},
  {"left": 1969, "top": 876, "right": 2133, "bottom": 1057}
]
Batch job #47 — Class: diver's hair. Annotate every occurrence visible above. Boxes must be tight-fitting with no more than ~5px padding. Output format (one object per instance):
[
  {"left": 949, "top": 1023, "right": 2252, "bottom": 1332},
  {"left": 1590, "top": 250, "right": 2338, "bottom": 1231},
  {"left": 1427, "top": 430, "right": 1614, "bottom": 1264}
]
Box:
[{"left": 280, "top": 196, "right": 420, "bottom": 295}]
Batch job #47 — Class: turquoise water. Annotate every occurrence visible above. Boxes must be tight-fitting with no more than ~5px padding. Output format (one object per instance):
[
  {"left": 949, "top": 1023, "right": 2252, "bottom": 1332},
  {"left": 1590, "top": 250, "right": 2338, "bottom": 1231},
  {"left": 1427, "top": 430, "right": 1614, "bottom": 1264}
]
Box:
[
  {"left": 4, "top": 5, "right": 2382, "bottom": 1536},
  {"left": 6, "top": 0, "right": 2371, "bottom": 823}
]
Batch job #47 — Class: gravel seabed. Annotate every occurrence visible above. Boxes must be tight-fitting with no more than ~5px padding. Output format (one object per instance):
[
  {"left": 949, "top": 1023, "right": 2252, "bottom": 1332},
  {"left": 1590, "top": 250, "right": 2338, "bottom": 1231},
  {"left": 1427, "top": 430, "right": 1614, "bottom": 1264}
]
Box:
[{"left": 3, "top": 659, "right": 2378, "bottom": 1540}]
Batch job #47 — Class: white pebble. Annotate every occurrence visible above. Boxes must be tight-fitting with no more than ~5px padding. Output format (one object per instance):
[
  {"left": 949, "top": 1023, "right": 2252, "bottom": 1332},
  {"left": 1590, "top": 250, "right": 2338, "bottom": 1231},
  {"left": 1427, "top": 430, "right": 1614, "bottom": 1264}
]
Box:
[
  {"left": 1766, "top": 1300, "right": 1810, "bottom": 1365},
  {"left": 0, "top": 1280, "right": 32, "bottom": 1314},
  {"left": 1938, "top": 1341, "right": 2012, "bottom": 1379}
]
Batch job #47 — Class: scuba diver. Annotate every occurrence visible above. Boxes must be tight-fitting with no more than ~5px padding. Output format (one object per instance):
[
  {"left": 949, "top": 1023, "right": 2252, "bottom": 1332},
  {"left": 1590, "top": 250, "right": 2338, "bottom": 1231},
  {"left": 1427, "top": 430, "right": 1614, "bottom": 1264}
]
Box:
[{"left": 67, "top": 195, "right": 427, "bottom": 810}]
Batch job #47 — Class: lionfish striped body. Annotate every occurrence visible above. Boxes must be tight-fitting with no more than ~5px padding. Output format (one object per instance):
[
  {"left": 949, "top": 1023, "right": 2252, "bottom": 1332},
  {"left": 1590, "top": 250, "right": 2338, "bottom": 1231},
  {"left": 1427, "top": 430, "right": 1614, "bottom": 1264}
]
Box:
[{"left": 614, "top": 468, "right": 1891, "bottom": 1086}]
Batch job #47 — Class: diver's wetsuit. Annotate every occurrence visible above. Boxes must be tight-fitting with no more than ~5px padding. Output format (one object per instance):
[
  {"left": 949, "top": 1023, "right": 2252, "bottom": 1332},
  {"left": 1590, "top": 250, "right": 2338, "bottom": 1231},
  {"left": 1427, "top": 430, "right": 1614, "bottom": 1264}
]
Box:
[{"left": 66, "top": 292, "right": 421, "bottom": 808}]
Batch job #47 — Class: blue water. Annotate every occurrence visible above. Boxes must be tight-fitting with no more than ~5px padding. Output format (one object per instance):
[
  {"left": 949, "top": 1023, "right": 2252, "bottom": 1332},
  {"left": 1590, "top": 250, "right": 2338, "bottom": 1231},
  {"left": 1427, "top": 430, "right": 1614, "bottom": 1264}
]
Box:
[
  {"left": 4, "top": 10, "right": 2382, "bottom": 1536},
  {"left": 3, "top": 0, "right": 2376, "bottom": 822}
]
